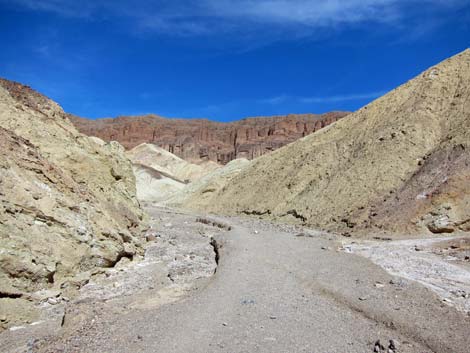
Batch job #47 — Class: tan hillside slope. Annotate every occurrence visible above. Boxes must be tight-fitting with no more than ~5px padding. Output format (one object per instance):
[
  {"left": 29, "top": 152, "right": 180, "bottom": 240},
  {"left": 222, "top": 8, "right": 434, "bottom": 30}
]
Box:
[
  {"left": 0, "top": 79, "right": 147, "bottom": 329},
  {"left": 194, "top": 49, "right": 470, "bottom": 236},
  {"left": 126, "top": 143, "right": 220, "bottom": 202},
  {"left": 126, "top": 143, "right": 220, "bottom": 183},
  {"left": 132, "top": 163, "right": 186, "bottom": 202},
  {"left": 165, "top": 158, "right": 251, "bottom": 209}
]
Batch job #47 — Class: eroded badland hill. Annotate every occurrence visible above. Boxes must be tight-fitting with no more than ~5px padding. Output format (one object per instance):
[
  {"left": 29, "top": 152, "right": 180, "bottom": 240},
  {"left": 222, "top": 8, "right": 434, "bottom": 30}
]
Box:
[
  {"left": 185, "top": 49, "right": 470, "bottom": 237},
  {"left": 0, "top": 79, "right": 147, "bottom": 330},
  {"left": 1, "top": 51, "right": 470, "bottom": 353}
]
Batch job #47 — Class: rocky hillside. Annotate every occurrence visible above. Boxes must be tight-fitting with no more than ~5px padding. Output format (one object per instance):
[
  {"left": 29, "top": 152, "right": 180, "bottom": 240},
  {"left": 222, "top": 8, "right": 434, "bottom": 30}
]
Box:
[
  {"left": 186, "top": 49, "right": 470, "bottom": 236},
  {"left": 126, "top": 143, "right": 220, "bottom": 183},
  {"left": 70, "top": 112, "right": 348, "bottom": 164},
  {"left": 126, "top": 143, "right": 220, "bottom": 202},
  {"left": 0, "top": 79, "right": 147, "bottom": 329},
  {"left": 165, "top": 158, "right": 251, "bottom": 209}
]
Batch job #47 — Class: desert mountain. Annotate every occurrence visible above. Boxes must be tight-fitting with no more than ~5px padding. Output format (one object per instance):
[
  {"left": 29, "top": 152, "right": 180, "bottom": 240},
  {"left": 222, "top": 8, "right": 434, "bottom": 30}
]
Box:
[
  {"left": 126, "top": 143, "right": 220, "bottom": 202},
  {"left": 186, "top": 49, "right": 470, "bottom": 236},
  {"left": 70, "top": 112, "right": 348, "bottom": 164},
  {"left": 0, "top": 79, "right": 146, "bottom": 329},
  {"left": 165, "top": 158, "right": 251, "bottom": 209},
  {"left": 126, "top": 143, "right": 220, "bottom": 183}
]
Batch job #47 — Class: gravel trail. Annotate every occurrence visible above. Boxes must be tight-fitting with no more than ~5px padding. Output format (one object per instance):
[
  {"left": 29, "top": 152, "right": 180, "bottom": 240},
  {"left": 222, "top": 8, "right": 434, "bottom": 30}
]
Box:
[{"left": 6, "top": 208, "right": 470, "bottom": 353}]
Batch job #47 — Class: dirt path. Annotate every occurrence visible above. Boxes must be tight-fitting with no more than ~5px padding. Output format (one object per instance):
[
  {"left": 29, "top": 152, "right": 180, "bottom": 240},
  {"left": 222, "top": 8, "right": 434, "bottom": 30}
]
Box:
[{"left": 3, "top": 207, "right": 470, "bottom": 353}]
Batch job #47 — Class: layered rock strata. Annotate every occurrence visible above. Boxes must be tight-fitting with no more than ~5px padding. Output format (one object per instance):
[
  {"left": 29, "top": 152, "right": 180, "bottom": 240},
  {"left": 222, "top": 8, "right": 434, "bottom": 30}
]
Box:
[
  {"left": 0, "top": 79, "right": 147, "bottom": 329},
  {"left": 70, "top": 112, "right": 348, "bottom": 164}
]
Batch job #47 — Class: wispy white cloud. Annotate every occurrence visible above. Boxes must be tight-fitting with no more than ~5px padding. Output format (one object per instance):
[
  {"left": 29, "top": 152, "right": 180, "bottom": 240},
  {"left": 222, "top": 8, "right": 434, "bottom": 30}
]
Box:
[
  {"left": 3, "top": 0, "right": 466, "bottom": 37},
  {"left": 9, "top": 0, "right": 97, "bottom": 18},
  {"left": 208, "top": 0, "right": 398, "bottom": 26},
  {"left": 258, "top": 91, "right": 386, "bottom": 105},
  {"left": 299, "top": 91, "right": 386, "bottom": 103},
  {"left": 258, "top": 94, "right": 289, "bottom": 105}
]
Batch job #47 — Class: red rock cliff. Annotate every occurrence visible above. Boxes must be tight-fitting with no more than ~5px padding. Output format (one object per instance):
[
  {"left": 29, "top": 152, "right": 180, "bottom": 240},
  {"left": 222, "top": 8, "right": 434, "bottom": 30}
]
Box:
[{"left": 70, "top": 112, "right": 348, "bottom": 164}]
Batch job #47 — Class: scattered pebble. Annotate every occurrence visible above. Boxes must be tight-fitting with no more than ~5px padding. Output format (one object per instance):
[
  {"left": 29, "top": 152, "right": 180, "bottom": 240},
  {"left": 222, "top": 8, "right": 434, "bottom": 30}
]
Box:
[
  {"left": 373, "top": 340, "right": 385, "bottom": 352},
  {"left": 146, "top": 234, "right": 157, "bottom": 242},
  {"left": 389, "top": 278, "right": 408, "bottom": 288},
  {"left": 388, "top": 339, "right": 398, "bottom": 352},
  {"left": 47, "top": 297, "right": 58, "bottom": 305},
  {"left": 241, "top": 299, "right": 256, "bottom": 305}
]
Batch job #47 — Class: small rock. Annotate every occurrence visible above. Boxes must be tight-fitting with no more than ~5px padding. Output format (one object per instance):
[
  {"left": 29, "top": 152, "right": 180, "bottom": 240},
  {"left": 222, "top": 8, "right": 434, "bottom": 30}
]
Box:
[
  {"left": 137, "top": 335, "right": 143, "bottom": 340},
  {"left": 388, "top": 339, "right": 398, "bottom": 352},
  {"left": 254, "top": 230, "right": 259, "bottom": 234},
  {"left": 146, "top": 234, "right": 157, "bottom": 242},
  {"left": 389, "top": 278, "right": 408, "bottom": 287},
  {"left": 427, "top": 216, "right": 455, "bottom": 234},
  {"left": 241, "top": 299, "right": 256, "bottom": 305},
  {"left": 222, "top": 322, "right": 228, "bottom": 326},
  {"left": 359, "top": 296, "right": 369, "bottom": 301},
  {"left": 374, "top": 340, "right": 385, "bottom": 352},
  {"left": 164, "top": 223, "right": 172, "bottom": 228},
  {"left": 47, "top": 298, "right": 58, "bottom": 305},
  {"left": 374, "top": 282, "right": 385, "bottom": 288},
  {"left": 32, "top": 289, "right": 61, "bottom": 301},
  {"left": 269, "top": 315, "right": 277, "bottom": 320}
]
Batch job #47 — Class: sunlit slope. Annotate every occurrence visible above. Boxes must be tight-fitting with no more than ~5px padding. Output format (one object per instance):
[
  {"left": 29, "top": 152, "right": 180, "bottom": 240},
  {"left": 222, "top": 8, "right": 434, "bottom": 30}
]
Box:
[{"left": 196, "top": 49, "right": 470, "bottom": 235}]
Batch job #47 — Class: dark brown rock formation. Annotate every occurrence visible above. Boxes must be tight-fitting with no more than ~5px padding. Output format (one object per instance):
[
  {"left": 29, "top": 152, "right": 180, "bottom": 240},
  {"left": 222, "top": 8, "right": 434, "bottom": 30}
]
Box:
[{"left": 70, "top": 112, "right": 349, "bottom": 164}]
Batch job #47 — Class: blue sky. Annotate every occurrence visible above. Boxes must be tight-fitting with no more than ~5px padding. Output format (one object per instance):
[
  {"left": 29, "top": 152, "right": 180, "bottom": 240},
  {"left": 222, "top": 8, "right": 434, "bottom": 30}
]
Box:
[{"left": 0, "top": 0, "right": 469, "bottom": 121}]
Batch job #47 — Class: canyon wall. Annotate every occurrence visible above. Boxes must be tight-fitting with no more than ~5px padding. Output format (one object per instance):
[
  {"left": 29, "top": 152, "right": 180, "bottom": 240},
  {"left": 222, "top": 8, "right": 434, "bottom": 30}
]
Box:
[
  {"left": 70, "top": 112, "right": 348, "bottom": 164},
  {"left": 0, "top": 79, "right": 147, "bottom": 329},
  {"left": 182, "top": 49, "right": 470, "bottom": 236}
]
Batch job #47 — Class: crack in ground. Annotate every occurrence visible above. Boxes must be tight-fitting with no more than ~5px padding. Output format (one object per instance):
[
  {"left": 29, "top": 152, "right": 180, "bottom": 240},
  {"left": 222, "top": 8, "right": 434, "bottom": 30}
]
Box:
[{"left": 210, "top": 237, "right": 220, "bottom": 274}]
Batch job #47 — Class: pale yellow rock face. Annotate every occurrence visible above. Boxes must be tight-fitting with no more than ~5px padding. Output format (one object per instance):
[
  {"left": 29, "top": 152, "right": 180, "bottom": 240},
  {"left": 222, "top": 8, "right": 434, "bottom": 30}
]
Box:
[
  {"left": 127, "top": 143, "right": 220, "bottom": 183},
  {"left": 132, "top": 164, "right": 186, "bottom": 203},
  {"left": 126, "top": 143, "right": 221, "bottom": 203},
  {"left": 165, "top": 158, "right": 251, "bottom": 209},
  {"left": 0, "top": 80, "right": 147, "bottom": 329},
  {"left": 193, "top": 49, "right": 470, "bottom": 235}
]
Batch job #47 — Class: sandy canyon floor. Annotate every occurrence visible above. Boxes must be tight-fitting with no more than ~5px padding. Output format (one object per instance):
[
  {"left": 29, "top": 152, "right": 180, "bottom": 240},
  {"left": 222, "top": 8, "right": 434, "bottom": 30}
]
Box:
[{"left": 1, "top": 206, "right": 469, "bottom": 353}]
